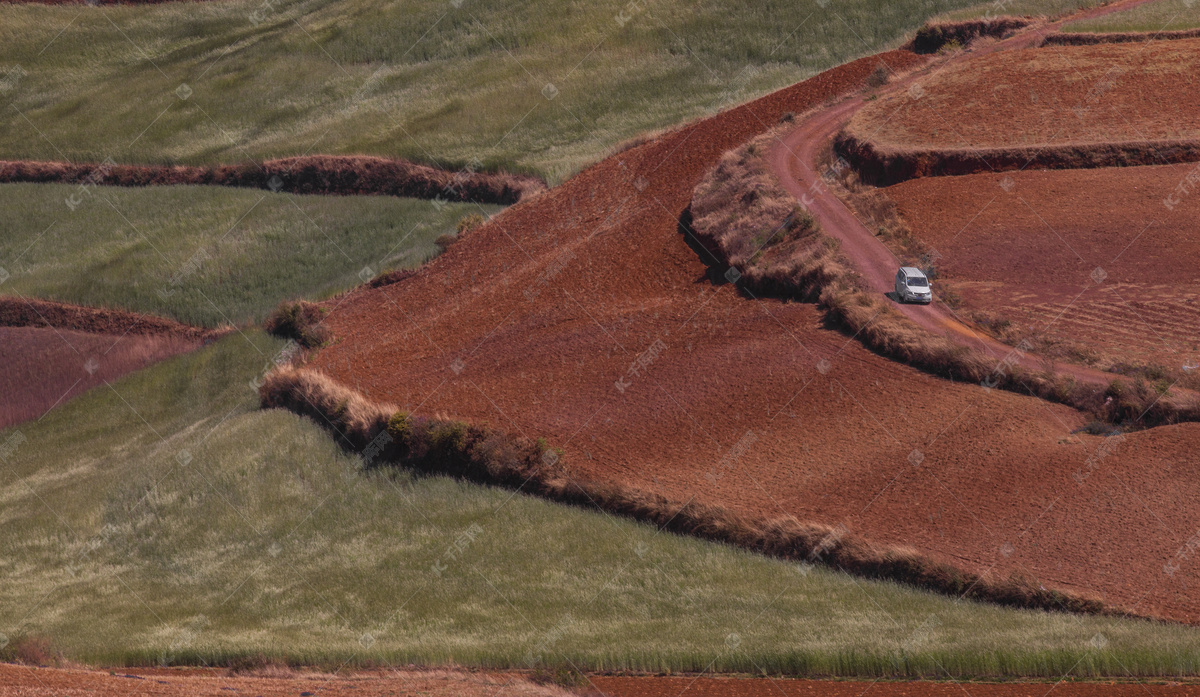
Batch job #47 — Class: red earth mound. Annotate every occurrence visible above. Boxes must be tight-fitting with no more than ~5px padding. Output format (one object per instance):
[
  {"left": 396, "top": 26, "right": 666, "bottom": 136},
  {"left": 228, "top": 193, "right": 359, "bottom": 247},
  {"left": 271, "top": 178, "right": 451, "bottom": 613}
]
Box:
[
  {"left": 295, "top": 50, "right": 1200, "bottom": 622},
  {"left": 883, "top": 165, "right": 1200, "bottom": 375},
  {"left": 4, "top": 666, "right": 1200, "bottom": 697},
  {"left": 0, "top": 326, "right": 201, "bottom": 428},
  {"left": 0, "top": 664, "right": 571, "bottom": 697},
  {"left": 0, "top": 296, "right": 219, "bottom": 340},
  {"left": 839, "top": 38, "right": 1200, "bottom": 183},
  {"left": 592, "top": 676, "right": 1200, "bottom": 697},
  {"left": 1045, "top": 28, "right": 1200, "bottom": 46},
  {"left": 0, "top": 155, "right": 544, "bottom": 205}
]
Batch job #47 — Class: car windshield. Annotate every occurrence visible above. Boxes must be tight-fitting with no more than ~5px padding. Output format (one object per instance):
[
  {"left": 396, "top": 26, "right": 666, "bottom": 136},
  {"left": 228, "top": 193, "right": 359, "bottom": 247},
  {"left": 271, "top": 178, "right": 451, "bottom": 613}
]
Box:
[{"left": 906, "top": 277, "right": 928, "bottom": 287}]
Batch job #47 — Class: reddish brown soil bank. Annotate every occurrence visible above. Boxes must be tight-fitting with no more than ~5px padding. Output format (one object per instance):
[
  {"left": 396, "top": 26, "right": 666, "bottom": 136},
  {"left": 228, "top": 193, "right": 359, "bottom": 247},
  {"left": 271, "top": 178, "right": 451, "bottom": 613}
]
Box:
[
  {"left": 834, "top": 131, "right": 1200, "bottom": 185},
  {"left": 294, "top": 45, "right": 1200, "bottom": 622},
  {"left": 0, "top": 155, "right": 545, "bottom": 204},
  {"left": 0, "top": 296, "right": 219, "bottom": 341},
  {"left": 592, "top": 676, "right": 1200, "bottom": 697},
  {"left": 1045, "top": 28, "right": 1200, "bottom": 45},
  {"left": 0, "top": 664, "right": 571, "bottom": 697}
]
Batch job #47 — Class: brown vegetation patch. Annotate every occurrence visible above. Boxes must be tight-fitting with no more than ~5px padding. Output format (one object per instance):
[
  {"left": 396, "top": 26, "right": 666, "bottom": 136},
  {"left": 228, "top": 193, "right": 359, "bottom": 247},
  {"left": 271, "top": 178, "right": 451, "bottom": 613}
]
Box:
[
  {"left": 0, "top": 296, "right": 220, "bottom": 341},
  {"left": 834, "top": 131, "right": 1200, "bottom": 185},
  {"left": 906, "top": 17, "right": 1034, "bottom": 54},
  {"left": 0, "top": 156, "right": 545, "bottom": 205},
  {"left": 1045, "top": 27, "right": 1200, "bottom": 45}
]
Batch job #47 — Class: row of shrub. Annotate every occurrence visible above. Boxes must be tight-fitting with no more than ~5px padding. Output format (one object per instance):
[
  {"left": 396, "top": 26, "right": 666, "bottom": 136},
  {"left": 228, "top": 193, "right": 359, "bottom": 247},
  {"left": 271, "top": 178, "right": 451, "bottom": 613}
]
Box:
[
  {"left": 906, "top": 17, "right": 1033, "bottom": 54},
  {"left": 688, "top": 127, "right": 1200, "bottom": 430},
  {"left": 0, "top": 156, "right": 545, "bottom": 205},
  {"left": 259, "top": 366, "right": 1109, "bottom": 617}
]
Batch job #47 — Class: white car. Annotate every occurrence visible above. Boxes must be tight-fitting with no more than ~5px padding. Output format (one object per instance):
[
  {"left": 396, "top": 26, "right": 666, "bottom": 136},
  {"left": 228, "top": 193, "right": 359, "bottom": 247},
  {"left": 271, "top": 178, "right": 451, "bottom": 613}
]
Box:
[{"left": 895, "top": 267, "right": 933, "bottom": 304}]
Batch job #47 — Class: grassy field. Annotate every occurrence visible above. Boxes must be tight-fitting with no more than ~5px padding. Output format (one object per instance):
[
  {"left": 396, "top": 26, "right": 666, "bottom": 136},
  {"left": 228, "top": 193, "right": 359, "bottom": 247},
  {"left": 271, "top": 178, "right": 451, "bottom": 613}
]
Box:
[
  {"left": 1062, "top": 0, "right": 1200, "bottom": 32},
  {"left": 938, "top": 0, "right": 1103, "bottom": 21},
  {"left": 0, "top": 331, "right": 1198, "bottom": 675},
  {"left": 0, "top": 183, "right": 496, "bottom": 327},
  {"left": 0, "top": 0, "right": 1089, "bottom": 184}
]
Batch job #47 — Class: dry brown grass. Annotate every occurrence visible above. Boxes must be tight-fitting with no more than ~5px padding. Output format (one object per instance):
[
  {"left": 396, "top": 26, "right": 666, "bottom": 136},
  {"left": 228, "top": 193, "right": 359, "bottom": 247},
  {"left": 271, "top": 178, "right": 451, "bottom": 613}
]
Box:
[
  {"left": 690, "top": 131, "right": 847, "bottom": 301},
  {"left": 906, "top": 17, "right": 1034, "bottom": 53},
  {"left": 259, "top": 365, "right": 1111, "bottom": 616},
  {"left": 264, "top": 301, "right": 331, "bottom": 349}
]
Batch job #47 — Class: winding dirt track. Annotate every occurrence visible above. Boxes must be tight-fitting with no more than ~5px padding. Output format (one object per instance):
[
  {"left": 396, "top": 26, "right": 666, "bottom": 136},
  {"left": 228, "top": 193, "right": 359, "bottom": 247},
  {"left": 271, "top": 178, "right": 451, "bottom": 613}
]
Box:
[{"left": 769, "top": 3, "right": 1159, "bottom": 388}]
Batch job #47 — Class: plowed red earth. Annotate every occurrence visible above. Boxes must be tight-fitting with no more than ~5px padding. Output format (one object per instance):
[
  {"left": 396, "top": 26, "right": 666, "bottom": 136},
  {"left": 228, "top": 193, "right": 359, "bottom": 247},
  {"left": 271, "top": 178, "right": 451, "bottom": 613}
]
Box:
[
  {"left": 4, "top": 667, "right": 1199, "bottom": 697},
  {"left": 0, "top": 326, "right": 201, "bottom": 428},
  {"left": 0, "top": 664, "right": 570, "bottom": 696},
  {"left": 847, "top": 38, "right": 1200, "bottom": 150},
  {"left": 884, "top": 165, "right": 1200, "bottom": 373},
  {"left": 308, "top": 51, "right": 1200, "bottom": 622},
  {"left": 592, "top": 676, "right": 1200, "bottom": 697}
]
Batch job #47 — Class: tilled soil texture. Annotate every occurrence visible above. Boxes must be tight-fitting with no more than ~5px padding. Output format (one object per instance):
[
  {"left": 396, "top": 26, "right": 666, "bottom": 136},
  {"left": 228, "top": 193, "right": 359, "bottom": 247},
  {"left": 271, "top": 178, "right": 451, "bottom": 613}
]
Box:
[
  {"left": 840, "top": 38, "right": 1200, "bottom": 183},
  {"left": 0, "top": 664, "right": 571, "bottom": 697},
  {"left": 883, "top": 165, "right": 1200, "bottom": 375},
  {"left": 592, "top": 676, "right": 1200, "bottom": 697},
  {"left": 0, "top": 155, "right": 544, "bottom": 204},
  {"left": 304, "top": 50, "right": 1200, "bottom": 622},
  {"left": 0, "top": 326, "right": 202, "bottom": 428}
]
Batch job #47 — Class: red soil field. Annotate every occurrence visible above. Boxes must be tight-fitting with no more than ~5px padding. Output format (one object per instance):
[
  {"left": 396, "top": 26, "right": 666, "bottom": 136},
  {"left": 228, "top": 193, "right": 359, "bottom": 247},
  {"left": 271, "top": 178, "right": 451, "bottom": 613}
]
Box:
[
  {"left": 301, "top": 51, "right": 1200, "bottom": 621},
  {"left": 4, "top": 666, "right": 1200, "bottom": 697},
  {"left": 883, "top": 165, "right": 1200, "bottom": 374},
  {"left": 592, "top": 676, "right": 1200, "bottom": 697},
  {"left": 0, "top": 664, "right": 570, "bottom": 697},
  {"left": 0, "top": 326, "right": 201, "bottom": 428},
  {"left": 840, "top": 38, "right": 1200, "bottom": 182}
]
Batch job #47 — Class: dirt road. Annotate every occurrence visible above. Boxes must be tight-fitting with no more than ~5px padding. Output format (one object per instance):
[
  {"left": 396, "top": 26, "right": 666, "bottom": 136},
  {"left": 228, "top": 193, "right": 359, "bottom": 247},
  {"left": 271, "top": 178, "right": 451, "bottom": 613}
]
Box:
[{"left": 768, "top": 0, "right": 1158, "bottom": 387}]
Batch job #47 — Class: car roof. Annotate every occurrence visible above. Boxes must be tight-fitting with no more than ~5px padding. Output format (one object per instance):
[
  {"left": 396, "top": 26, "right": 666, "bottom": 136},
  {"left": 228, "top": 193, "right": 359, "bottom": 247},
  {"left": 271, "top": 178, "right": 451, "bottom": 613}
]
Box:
[{"left": 899, "top": 266, "right": 926, "bottom": 277}]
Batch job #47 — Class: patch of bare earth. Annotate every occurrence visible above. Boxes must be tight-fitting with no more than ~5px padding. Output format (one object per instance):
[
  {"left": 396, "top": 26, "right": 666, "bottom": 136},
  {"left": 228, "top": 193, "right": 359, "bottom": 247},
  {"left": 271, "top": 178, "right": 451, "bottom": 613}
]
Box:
[
  {"left": 883, "top": 165, "right": 1200, "bottom": 377},
  {"left": 848, "top": 38, "right": 1200, "bottom": 150},
  {"left": 0, "top": 664, "right": 572, "bottom": 697}
]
